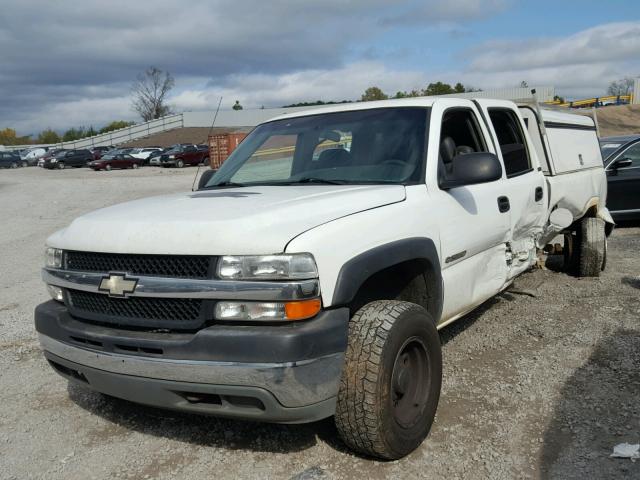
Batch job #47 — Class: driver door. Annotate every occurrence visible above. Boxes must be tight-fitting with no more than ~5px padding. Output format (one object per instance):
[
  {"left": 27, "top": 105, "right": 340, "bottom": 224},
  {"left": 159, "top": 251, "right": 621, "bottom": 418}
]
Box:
[{"left": 427, "top": 99, "right": 511, "bottom": 323}]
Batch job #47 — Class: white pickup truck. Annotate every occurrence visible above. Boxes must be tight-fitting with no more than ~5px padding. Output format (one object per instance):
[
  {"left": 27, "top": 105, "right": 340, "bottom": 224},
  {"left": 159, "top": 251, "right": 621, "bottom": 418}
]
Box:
[{"left": 36, "top": 97, "right": 613, "bottom": 459}]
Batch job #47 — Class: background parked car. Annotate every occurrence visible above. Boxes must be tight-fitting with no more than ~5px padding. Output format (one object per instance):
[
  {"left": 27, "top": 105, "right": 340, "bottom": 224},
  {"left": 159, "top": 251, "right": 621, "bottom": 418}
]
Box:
[
  {"left": 148, "top": 148, "right": 169, "bottom": 165},
  {"left": 23, "top": 147, "right": 49, "bottom": 166},
  {"left": 38, "top": 149, "right": 65, "bottom": 167},
  {"left": 600, "top": 134, "right": 640, "bottom": 221},
  {"left": 42, "top": 149, "right": 93, "bottom": 169},
  {"left": 90, "top": 146, "right": 112, "bottom": 160},
  {"left": 0, "top": 151, "right": 24, "bottom": 168},
  {"left": 129, "top": 147, "right": 162, "bottom": 160},
  {"left": 159, "top": 144, "right": 209, "bottom": 167},
  {"left": 89, "top": 153, "right": 143, "bottom": 171}
]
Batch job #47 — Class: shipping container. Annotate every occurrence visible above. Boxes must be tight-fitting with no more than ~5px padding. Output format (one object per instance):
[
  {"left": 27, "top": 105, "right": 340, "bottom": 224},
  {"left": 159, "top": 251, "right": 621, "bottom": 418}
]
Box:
[{"left": 208, "top": 133, "right": 247, "bottom": 169}]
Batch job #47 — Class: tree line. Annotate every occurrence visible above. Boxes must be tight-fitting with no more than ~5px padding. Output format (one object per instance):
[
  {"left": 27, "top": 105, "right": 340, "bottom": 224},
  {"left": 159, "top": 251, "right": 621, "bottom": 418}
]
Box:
[{"left": 0, "top": 120, "right": 137, "bottom": 146}]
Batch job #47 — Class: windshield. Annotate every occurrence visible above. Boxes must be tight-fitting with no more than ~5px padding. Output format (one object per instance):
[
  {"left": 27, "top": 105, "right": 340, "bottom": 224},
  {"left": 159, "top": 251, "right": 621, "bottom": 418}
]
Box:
[
  {"left": 101, "top": 154, "right": 117, "bottom": 160},
  {"left": 204, "top": 107, "right": 428, "bottom": 188},
  {"left": 53, "top": 150, "right": 69, "bottom": 158}
]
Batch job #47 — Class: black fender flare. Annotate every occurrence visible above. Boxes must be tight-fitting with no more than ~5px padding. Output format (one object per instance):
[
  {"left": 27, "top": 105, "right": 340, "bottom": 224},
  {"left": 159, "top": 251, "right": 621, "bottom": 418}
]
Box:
[{"left": 331, "top": 237, "right": 443, "bottom": 322}]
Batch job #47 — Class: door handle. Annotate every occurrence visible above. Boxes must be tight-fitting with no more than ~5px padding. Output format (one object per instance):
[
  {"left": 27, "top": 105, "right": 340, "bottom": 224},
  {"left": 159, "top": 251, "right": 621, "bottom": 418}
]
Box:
[
  {"left": 535, "top": 186, "right": 543, "bottom": 202},
  {"left": 497, "top": 196, "right": 510, "bottom": 213}
]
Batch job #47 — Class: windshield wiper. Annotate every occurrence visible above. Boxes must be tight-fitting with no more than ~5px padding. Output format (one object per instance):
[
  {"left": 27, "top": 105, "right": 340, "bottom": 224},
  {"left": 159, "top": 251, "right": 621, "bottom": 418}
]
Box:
[
  {"left": 291, "top": 177, "right": 348, "bottom": 185},
  {"left": 207, "top": 181, "right": 246, "bottom": 188}
]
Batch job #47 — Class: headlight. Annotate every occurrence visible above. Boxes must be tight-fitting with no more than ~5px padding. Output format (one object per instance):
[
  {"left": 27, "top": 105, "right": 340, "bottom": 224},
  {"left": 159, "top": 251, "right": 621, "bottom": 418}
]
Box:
[
  {"left": 215, "top": 299, "right": 321, "bottom": 322},
  {"left": 50, "top": 158, "right": 58, "bottom": 163},
  {"left": 45, "top": 247, "right": 63, "bottom": 268},
  {"left": 168, "top": 155, "right": 175, "bottom": 159},
  {"left": 217, "top": 254, "right": 317, "bottom": 280}
]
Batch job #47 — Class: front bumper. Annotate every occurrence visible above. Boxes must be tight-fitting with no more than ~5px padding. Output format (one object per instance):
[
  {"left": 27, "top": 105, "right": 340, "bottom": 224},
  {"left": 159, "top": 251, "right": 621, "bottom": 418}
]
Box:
[{"left": 35, "top": 301, "right": 348, "bottom": 423}]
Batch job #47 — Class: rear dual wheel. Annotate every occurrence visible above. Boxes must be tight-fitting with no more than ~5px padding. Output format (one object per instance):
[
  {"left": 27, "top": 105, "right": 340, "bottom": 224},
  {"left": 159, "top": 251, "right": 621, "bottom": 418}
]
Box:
[{"left": 335, "top": 300, "right": 442, "bottom": 460}]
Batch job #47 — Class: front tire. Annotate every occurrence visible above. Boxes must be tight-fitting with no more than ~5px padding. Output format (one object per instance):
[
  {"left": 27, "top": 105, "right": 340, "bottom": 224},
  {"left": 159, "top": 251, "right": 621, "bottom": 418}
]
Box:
[
  {"left": 576, "top": 217, "right": 606, "bottom": 277},
  {"left": 22, "top": 161, "right": 28, "bottom": 167},
  {"left": 335, "top": 300, "right": 442, "bottom": 460},
  {"left": 57, "top": 162, "right": 65, "bottom": 170},
  {"left": 105, "top": 164, "right": 112, "bottom": 171},
  {"left": 176, "top": 159, "right": 184, "bottom": 168},
  {"left": 10, "top": 162, "right": 18, "bottom": 168},
  {"left": 132, "top": 163, "right": 139, "bottom": 169}
]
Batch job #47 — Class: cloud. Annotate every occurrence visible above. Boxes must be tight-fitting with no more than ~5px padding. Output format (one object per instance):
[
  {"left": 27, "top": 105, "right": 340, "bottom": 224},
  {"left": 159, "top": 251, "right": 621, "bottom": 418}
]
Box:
[
  {"left": 380, "top": 0, "right": 510, "bottom": 26},
  {"left": 1, "top": 0, "right": 501, "bottom": 134},
  {"left": 171, "top": 61, "right": 426, "bottom": 111},
  {"left": 460, "top": 21, "right": 640, "bottom": 97},
  {"left": 1, "top": 2, "right": 638, "bottom": 135}
]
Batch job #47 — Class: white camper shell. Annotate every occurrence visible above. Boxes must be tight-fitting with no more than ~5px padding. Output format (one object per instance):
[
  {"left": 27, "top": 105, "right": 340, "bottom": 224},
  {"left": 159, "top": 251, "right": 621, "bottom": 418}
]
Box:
[{"left": 519, "top": 105, "right": 613, "bottom": 228}]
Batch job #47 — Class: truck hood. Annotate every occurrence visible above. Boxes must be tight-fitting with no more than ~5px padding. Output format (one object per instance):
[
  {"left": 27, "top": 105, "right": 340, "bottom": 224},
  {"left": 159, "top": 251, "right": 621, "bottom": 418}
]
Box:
[{"left": 47, "top": 185, "right": 406, "bottom": 255}]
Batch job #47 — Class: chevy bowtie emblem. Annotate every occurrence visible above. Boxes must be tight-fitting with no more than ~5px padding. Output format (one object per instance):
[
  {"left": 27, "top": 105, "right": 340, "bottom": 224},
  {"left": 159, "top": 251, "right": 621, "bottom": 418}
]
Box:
[{"left": 99, "top": 273, "right": 138, "bottom": 298}]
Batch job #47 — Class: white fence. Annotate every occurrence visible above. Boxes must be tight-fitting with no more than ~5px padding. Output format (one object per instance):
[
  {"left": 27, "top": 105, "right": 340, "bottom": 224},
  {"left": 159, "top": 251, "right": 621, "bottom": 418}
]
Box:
[{"left": 8, "top": 113, "right": 184, "bottom": 150}]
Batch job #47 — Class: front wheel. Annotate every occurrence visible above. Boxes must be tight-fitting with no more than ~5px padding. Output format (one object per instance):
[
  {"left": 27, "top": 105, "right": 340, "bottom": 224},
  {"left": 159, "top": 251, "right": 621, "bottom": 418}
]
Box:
[
  {"left": 10, "top": 162, "right": 18, "bottom": 169},
  {"left": 57, "top": 162, "right": 65, "bottom": 170},
  {"left": 335, "top": 300, "right": 442, "bottom": 460},
  {"left": 132, "top": 163, "right": 139, "bottom": 169},
  {"left": 105, "top": 164, "right": 112, "bottom": 171},
  {"left": 176, "top": 159, "right": 184, "bottom": 168},
  {"left": 22, "top": 161, "right": 28, "bottom": 168}
]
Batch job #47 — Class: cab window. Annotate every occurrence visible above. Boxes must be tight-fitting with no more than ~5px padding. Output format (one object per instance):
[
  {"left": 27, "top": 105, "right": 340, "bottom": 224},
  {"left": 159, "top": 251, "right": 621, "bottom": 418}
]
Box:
[
  {"left": 438, "top": 108, "right": 488, "bottom": 183},
  {"left": 488, "top": 109, "right": 532, "bottom": 177}
]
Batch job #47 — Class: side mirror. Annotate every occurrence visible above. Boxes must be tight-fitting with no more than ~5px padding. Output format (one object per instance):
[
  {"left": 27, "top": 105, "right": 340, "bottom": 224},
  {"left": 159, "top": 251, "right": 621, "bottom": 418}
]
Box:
[
  {"left": 197, "top": 169, "right": 217, "bottom": 190},
  {"left": 439, "top": 152, "right": 502, "bottom": 189},
  {"left": 612, "top": 158, "right": 633, "bottom": 169}
]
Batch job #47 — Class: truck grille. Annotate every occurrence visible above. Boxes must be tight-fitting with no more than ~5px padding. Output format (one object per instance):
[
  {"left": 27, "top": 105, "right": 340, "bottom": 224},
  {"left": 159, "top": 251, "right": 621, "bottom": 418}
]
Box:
[
  {"left": 64, "top": 251, "right": 213, "bottom": 279},
  {"left": 66, "top": 289, "right": 205, "bottom": 330}
]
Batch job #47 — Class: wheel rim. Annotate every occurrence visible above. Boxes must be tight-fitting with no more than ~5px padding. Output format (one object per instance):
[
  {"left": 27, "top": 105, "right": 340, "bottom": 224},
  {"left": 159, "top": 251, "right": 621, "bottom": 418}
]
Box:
[
  {"left": 58, "top": 162, "right": 64, "bottom": 169},
  {"left": 106, "top": 165, "right": 111, "bottom": 171},
  {"left": 11, "top": 162, "right": 17, "bottom": 168},
  {"left": 133, "top": 163, "right": 139, "bottom": 169},
  {"left": 22, "top": 162, "right": 28, "bottom": 167},
  {"left": 177, "top": 160, "right": 184, "bottom": 168},
  {"left": 391, "top": 336, "right": 431, "bottom": 429}
]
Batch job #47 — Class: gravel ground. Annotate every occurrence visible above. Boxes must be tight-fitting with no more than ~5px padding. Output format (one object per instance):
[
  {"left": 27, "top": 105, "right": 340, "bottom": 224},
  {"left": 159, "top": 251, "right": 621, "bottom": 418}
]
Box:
[{"left": 0, "top": 167, "right": 638, "bottom": 480}]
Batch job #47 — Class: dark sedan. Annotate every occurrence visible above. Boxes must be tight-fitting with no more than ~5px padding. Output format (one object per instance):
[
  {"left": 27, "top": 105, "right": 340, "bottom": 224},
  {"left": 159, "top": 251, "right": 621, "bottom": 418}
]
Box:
[
  {"left": 600, "top": 134, "right": 640, "bottom": 221},
  {"left": 0, "top": 151, "right": 23, "bottom": 168},
  {"left": 88, "top": 153, "right": 142, "bottom": 171}
]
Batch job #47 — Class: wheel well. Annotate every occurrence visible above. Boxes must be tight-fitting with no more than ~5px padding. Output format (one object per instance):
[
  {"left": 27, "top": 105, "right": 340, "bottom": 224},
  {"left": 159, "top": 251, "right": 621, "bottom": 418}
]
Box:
[{"left": 348, "top": 259, "right": 440, "bottom": 321}]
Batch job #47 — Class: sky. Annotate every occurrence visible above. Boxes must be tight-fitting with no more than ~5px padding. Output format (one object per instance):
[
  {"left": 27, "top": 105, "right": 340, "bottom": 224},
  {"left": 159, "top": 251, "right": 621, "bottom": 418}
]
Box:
[{"left": 1, "top": 0, "right": 639, "bottom": 136}]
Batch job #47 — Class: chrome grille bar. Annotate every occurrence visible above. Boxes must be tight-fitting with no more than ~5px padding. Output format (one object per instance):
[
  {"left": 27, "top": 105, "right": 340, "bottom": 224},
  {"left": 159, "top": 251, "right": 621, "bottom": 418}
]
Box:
[{"left": 43, "top": 268, "right": 320, "bottom": 301}]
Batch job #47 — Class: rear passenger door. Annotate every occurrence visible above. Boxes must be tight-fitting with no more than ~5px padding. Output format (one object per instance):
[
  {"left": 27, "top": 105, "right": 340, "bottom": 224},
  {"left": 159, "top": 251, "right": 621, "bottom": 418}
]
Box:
[{"left": 476, "top": 100, "right": 546, "bottom": 278}]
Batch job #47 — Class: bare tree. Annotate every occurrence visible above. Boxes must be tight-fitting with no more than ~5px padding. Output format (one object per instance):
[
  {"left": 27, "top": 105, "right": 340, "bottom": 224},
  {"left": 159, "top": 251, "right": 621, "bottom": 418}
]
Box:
[
  {"left": 131, "top": 67, "right": 175, "bottom": 121},
  {"left": 607, "top": 77, "right": 634, "bottom": 96}
]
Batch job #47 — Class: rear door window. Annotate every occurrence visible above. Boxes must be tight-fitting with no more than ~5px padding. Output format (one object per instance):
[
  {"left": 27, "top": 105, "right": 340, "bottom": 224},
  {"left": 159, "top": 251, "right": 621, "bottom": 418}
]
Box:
[{"left": 488, "top": 109, "right": 532, "bottom": 177}]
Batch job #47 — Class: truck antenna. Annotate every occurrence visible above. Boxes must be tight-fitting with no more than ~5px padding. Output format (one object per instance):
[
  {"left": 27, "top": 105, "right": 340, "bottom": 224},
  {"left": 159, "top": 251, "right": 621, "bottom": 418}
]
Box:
[{"left": 192, "top": 96, "right": 223, "bottom": 191}]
